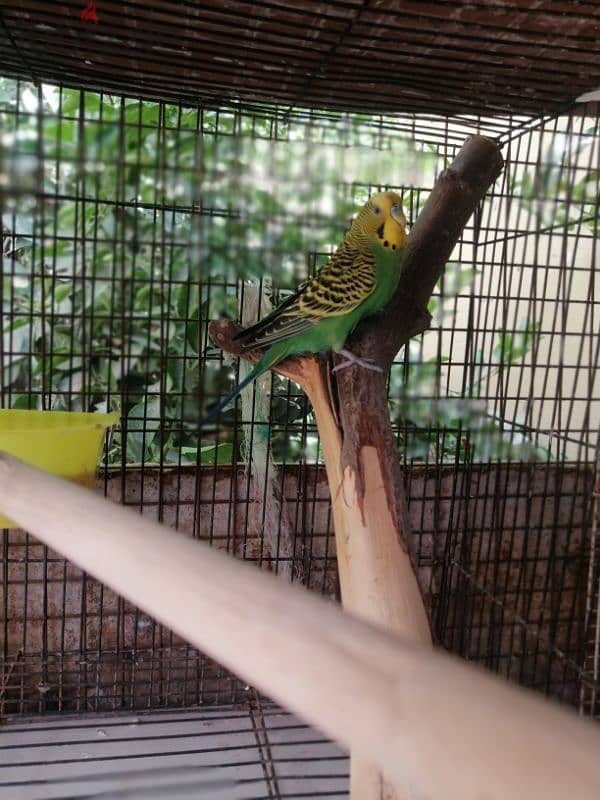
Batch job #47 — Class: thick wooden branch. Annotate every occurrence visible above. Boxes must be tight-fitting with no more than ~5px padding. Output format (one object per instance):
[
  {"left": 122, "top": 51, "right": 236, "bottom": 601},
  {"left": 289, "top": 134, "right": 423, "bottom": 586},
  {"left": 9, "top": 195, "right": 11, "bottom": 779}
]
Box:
[
  {"left": 208, "top": 135, "right": 504, "bottom": 800},
  {"left": 346, "top": 135, "right": 505, "bottom": 366},
  {"left": 333, "top": 135, "right": 504, "bottom": 542}
]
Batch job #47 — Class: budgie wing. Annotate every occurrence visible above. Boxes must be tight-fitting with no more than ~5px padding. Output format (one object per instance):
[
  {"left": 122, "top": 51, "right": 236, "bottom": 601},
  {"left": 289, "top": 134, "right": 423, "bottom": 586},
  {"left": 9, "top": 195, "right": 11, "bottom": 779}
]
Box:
[{"left": 235, "top": 252, "right": 375, "bottom": 351}]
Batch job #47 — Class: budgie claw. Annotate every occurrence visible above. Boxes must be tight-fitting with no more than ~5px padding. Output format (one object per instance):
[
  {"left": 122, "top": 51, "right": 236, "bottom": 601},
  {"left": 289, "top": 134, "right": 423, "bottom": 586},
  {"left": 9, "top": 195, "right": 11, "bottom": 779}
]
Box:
[{"left": 332, "top": 348, "right": 383, "bottom": 374}]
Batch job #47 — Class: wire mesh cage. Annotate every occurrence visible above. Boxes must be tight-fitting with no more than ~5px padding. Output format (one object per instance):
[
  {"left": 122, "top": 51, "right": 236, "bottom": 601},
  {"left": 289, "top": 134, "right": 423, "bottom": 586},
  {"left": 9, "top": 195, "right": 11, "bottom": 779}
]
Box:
[
  {"left": 1, "top": 699, "right": 349, "bottom": 799},
  {"left": 0, "top": 6, "right": 599, "bottom": 783},
  {"left": 1, "top": 76, "right": 598, "bottom": 724}
]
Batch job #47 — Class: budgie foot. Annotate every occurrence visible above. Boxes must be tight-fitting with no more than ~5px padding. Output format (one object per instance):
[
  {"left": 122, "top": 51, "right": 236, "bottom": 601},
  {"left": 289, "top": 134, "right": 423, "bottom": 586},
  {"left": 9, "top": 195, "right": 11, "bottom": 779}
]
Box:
[{"left": 332, "top": 348, "right": 383, "bottom": 374}]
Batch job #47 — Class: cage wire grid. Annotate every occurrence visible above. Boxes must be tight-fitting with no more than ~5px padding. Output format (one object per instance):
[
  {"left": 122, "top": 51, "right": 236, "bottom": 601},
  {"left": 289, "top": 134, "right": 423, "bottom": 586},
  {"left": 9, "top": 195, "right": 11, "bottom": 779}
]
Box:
[
  {"left": 0, "top": 74, "right": 598, "bottom": 730},
  {"left": 0, "top": 698, "right": 349, "bottom": 799}
]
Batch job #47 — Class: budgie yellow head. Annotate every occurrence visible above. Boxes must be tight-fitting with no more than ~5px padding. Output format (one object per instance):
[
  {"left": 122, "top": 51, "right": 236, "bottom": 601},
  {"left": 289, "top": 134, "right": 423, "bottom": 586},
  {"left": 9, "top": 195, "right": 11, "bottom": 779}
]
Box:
[{"left": 348, "top": 191, "right": 408, "bottom": 252}]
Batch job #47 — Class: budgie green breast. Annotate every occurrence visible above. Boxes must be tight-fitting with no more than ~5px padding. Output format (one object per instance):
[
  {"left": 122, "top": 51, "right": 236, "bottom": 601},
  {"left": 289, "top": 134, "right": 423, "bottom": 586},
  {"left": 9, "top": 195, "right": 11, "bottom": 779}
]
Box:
[{"left": 202, "top": 191, "right": 408, "bottom": 424}]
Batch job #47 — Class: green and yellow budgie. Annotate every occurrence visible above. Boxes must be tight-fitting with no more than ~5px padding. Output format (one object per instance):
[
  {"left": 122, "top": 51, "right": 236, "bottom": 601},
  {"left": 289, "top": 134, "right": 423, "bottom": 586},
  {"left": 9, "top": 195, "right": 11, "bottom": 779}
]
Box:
[{"left": 204, "top": 191, "right": 408, "bottom": 423}]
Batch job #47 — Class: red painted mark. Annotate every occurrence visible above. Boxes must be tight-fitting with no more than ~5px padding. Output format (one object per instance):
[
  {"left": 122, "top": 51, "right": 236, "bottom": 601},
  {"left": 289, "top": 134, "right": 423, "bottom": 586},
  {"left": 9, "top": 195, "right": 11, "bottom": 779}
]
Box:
[{"left": 81, "top": 0, "right": 98, "bottom": 25}]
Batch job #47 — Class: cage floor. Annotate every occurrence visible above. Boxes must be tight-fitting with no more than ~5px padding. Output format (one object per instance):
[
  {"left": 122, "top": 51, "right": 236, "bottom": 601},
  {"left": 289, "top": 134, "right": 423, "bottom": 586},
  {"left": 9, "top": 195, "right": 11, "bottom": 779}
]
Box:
[{"left": 0, "top": 703, "right": 349, "bottom": 799}]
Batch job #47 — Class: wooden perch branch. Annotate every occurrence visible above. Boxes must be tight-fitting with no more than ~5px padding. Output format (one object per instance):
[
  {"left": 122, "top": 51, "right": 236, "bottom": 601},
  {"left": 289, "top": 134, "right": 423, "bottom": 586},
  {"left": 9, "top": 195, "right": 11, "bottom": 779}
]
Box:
[
  {"left": 209, "top": 135, "right": 504, "bottom": 799},
  {"left": 334, "top": 135, "right": 504, "bottom": 560},
  {"left": 349, "top": 135, "right": 506, "bottom": 364},
  {"left": 1, "top": 453, "right": 600, "bottom": 800}
]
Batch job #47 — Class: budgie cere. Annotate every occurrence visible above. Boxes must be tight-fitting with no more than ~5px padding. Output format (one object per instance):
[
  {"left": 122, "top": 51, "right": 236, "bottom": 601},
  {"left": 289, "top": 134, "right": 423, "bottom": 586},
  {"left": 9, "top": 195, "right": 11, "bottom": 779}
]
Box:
[{"left": 204, "top": 191, "right": 408, "bottom": 423}]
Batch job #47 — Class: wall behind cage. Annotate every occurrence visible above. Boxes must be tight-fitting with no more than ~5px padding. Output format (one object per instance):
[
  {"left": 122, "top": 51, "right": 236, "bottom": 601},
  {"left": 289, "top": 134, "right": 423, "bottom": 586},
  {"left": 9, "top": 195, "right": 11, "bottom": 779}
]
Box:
[{"left": 1, "top": 463, "right": 594, "bottom": 716}]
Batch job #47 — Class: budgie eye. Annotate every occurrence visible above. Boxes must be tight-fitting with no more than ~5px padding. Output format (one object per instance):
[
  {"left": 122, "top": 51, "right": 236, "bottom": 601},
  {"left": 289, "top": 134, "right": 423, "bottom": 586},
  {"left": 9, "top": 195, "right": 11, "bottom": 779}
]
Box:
[{"left": 373, "top": 206, "right": 381, "bottom": 215}]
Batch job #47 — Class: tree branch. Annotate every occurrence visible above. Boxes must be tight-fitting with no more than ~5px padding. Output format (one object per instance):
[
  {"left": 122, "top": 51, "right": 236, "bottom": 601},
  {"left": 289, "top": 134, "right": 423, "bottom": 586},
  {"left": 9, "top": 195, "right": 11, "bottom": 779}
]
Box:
[
  {"left": 208, "top": 135, "right": 504, "bottom": 800},
  {"left": 332, "top": 135, "right": 504, "bottom": 558},
  {"left": 345, "top": 134, "right": 505, "bottom": 366}
]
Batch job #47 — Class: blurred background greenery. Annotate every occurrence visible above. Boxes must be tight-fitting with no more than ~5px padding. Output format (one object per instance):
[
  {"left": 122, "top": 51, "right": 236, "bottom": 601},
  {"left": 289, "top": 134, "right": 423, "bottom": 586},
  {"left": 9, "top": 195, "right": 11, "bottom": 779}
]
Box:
[{"left": 4, "top": 78, "right": 592, "bottom": 468}]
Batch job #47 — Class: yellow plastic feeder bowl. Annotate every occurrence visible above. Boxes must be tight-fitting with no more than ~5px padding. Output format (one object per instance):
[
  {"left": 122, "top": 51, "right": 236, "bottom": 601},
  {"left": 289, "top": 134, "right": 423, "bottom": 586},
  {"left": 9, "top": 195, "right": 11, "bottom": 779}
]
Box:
[{"left": 0, "top": 409, "right": 120, "bottom": 529}]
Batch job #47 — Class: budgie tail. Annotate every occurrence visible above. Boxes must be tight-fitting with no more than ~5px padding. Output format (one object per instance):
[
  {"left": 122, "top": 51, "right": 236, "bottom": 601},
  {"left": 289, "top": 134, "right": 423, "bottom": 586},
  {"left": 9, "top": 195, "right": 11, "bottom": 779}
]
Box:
[
  {"left": 200, "top": 363, "right": 263, "bottom": 426},
  {"left": 201, "top": 344, "right": 285, "bottom": 427}
]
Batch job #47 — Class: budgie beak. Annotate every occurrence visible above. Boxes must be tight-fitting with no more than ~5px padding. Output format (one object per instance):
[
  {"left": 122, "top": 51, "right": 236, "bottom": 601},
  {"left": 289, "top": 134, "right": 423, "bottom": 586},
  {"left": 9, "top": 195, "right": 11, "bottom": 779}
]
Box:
[
  {"left": 390, "top": 202, "right": 407, "bottom": 228},
  {"left": 381, "top": 202, "right": 408, "bottom": 250}
]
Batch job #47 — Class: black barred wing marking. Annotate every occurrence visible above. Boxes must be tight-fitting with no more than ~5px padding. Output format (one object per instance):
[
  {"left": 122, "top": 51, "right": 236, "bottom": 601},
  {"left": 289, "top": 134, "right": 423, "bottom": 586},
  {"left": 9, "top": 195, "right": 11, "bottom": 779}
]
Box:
[
  {"left": 298, "top": 250, "right": 375, "bottom": 317},
  {"left": 235, "top": 245, "right": 375, "bottom": 351}
]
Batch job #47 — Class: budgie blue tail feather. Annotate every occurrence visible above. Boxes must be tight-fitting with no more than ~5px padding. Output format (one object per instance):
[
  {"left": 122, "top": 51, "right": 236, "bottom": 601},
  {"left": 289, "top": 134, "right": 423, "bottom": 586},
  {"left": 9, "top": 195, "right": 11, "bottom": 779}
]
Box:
[
  {"left": 200, "top": 363, "right": 263, "bottom": 426},
  {"left": 200, "top": 338, "right": 291, "bottom": 426}
]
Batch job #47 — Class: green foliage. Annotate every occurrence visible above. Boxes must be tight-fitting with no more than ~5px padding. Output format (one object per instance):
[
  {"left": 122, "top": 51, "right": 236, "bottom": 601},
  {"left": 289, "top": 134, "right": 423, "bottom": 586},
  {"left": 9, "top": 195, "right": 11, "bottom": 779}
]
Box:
[
  {"left": 1, "top": 78, "right": 547, "bottom": 466},
  {"left": 512, "top": 130, "right": 598, "bottom": 234},
  {"left": 390, "top": 270, "right": 547, "bottom": 462}
]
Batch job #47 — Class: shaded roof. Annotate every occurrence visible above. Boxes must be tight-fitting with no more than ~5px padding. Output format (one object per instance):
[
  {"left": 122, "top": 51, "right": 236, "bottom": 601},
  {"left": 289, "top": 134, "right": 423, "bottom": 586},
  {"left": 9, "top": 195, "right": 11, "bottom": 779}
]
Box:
[{"left": 1, "top": 1, "right": 599, "bottom": 116}]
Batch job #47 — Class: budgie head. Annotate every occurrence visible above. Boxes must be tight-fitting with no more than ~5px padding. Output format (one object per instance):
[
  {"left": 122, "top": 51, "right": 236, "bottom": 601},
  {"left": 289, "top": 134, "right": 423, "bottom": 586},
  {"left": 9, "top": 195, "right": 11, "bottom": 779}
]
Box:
[{"left": 348, "top": 191, "right": 408, "bottom": 253}]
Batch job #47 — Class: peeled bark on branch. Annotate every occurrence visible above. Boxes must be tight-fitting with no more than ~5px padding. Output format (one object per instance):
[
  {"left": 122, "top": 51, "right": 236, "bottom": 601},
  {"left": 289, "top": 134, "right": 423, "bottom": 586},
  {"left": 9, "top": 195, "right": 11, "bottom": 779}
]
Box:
[{"left": 209, "top": 135, "right": 504, "bottom": 800}]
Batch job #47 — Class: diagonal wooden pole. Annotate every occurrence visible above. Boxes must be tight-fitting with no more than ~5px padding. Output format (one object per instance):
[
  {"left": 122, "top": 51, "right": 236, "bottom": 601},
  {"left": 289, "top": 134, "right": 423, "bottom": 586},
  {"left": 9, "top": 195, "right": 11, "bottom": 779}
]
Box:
[
  {"left": 209, "top": 135, "right": 504, "bottom": 799},
  {"left": 1, "top": 451, "right": 600, "bottom": 800}
]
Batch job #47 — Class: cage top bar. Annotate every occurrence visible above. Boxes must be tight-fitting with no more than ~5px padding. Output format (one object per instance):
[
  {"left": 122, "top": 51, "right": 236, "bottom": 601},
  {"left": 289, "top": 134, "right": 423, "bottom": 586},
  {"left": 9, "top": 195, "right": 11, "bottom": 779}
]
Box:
[{"left": 1, "top": 1, "right": 599, "bottom": 117}]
